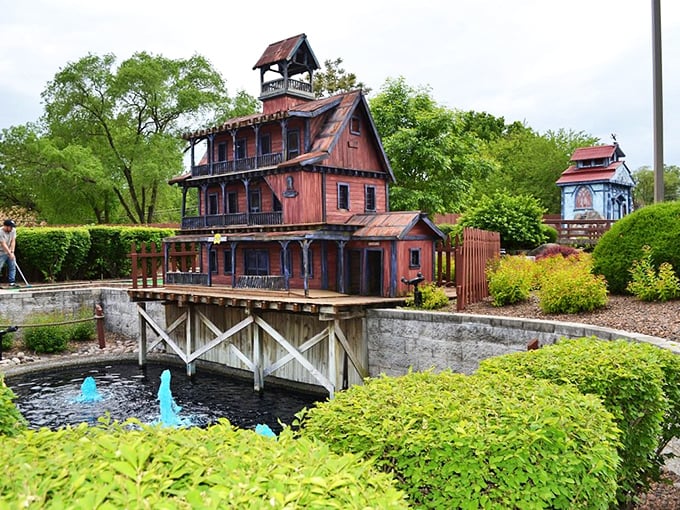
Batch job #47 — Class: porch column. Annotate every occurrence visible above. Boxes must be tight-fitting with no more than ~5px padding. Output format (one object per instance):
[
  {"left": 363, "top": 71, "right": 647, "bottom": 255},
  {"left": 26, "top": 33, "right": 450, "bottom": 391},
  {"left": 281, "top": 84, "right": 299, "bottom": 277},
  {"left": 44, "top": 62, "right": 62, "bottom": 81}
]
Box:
[
  {"left": 390, "top": 240, "right": 397, "bottom": 297},
  {"left": 220, "top": 182, "right": 227, "bottom": 215},
  {"left": 200, "top": 184, "right": 208, "bottom": 223},
  {"left": 321, "top": 240, "right": 328, "bottom": 290},
  {"left": 243, "top": 178, "right": 251, "bottom": 225},
  {"left": 180, "top": 187, "right": 187, "bottom": 218},
  {"left": 280, "top": 119, "right": 288, "bottom": 160},
  {"left": 279, "top": 240, "right": 291, "bottom": 290},
  {"left": 253, "top": 125, "right": 260, "bottom": 167},
  {"left": 337, "top": 241, "right": 347, "bottom": 294},
  {"left": 207, "top": 242, "right": 213, "bottom": 287},
  {"left": 190, "top": 139, "right": 196, "bottom": 167},
  {"left": 230, "top": 241, "right": 238, "bottom": 288},
  {"left": 207, "top": 134, "right": 215, "bottom": 175}
]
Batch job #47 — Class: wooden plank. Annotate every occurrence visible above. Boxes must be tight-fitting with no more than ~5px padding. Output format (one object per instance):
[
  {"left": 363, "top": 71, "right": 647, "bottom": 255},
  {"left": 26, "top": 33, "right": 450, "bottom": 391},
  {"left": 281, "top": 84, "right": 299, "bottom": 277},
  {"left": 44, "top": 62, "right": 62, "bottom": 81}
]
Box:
[
  {"left": 137, "top": 304, "right": 188, "bottom": 363},
  {"left": 264, "top": 327, "right": 328, "bottom": 376},
  {"left": 334, "top": 320, "right": 368, "bottom": 379}
]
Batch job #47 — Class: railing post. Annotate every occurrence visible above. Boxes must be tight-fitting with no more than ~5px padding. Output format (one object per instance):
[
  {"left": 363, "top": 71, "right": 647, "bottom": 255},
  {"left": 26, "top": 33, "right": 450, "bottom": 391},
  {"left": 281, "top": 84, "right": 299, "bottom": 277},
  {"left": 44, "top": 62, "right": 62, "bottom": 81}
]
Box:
[
  {"left": 130, "top": 242, "right": 138, "bottom": 289},
  {"left": 95, "top": 303, "right": 105, "bottom": 349}
]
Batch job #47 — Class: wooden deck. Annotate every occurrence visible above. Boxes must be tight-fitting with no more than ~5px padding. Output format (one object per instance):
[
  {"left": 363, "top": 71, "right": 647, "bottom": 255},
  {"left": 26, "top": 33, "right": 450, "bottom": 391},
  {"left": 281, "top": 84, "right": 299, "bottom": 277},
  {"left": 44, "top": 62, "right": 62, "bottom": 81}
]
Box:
[{"left": 127, "top": 285, "right": 408, "bottom": 320}]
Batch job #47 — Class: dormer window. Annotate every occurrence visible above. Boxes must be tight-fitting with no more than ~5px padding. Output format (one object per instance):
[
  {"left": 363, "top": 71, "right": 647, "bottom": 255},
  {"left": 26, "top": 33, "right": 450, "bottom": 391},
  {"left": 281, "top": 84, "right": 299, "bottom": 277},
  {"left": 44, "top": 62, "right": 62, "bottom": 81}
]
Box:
[{"left": 350, "top": 116, "right": 361, "bottom": 135}]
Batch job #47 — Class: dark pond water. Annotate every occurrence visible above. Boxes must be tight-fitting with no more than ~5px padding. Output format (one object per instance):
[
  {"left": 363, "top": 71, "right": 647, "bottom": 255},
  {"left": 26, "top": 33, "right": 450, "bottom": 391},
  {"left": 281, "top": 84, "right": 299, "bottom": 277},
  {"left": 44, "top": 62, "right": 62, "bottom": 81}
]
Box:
[{"left": 7, "top": 361, "right": 323, "bottom": 433}]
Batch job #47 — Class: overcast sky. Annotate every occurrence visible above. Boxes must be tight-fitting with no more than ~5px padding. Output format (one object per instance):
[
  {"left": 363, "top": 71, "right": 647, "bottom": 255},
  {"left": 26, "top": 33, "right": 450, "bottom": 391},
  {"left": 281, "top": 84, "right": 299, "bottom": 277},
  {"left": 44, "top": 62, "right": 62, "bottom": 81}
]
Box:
[{"left": 1, "top": 0, "right": 678, "bottom": 173}]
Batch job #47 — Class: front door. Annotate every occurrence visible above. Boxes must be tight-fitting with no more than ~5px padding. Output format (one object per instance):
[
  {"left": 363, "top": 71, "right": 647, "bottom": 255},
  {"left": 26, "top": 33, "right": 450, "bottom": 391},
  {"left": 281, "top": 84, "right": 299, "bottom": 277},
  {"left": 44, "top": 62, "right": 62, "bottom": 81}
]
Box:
[{"left": 365, "top": 249, "right": 383, "bottom": 296}]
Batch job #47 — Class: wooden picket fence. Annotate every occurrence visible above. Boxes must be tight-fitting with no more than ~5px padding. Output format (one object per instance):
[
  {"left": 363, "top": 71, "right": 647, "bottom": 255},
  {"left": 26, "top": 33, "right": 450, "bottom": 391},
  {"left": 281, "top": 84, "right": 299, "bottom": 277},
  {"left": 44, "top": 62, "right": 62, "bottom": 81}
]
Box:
[
  {"left": 130, "top": 242, "right": 201, "bottom": 289},
  {"left": 436, "top": 227, "right": 501, "bottom": 311}
]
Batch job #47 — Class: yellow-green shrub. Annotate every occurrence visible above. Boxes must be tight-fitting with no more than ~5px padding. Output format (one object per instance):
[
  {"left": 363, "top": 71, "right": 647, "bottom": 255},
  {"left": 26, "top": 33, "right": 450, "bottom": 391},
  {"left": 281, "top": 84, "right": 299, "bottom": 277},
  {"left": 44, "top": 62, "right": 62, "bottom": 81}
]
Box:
[
  {"left": 0, "top": 376, "right": 27, "bottom": 437},
  {"left": 297, "top": 370, "right": 619, "bottom": 509},
  {"left": 405, "top": 282, "right": 449, "bottom": 310},
  {"left": 486, "top": 255, "right": 536, "bottom": 306},
  {"left": 627, "top": 246, "right": 680, "bottom": 302},
  {"left": 479, "top": 337, "right": 680, "bottom": 505},
  {"left": 538, "top": 263, "right": 608, "bottom": 313},
  {"left": 0, "top": 419, "right": 408, "bottom": 509}
]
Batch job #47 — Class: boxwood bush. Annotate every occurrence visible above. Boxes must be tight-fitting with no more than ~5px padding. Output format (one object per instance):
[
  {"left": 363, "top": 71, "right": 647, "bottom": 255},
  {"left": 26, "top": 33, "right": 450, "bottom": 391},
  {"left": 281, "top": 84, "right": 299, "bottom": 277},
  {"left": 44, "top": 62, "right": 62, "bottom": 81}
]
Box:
[
  {"left": 0, "top": 419, "right": 408, "bottom": 509},
  {"left": 592, "top": 201, "right": 680, "bottom": 294},
  {"left": 297, "top": 370, "right": 619, "bottom": 509},
  {"left": 478, "top": 337, "right": 680, "bottom": 504}
]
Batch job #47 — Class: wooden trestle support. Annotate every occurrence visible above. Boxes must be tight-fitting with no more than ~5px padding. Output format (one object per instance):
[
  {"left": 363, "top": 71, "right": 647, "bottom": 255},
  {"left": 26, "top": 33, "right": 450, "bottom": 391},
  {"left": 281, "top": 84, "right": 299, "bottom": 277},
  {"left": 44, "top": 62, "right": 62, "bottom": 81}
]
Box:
[{"left": 134, "top": 299, "right": 369, "bottom": 398}]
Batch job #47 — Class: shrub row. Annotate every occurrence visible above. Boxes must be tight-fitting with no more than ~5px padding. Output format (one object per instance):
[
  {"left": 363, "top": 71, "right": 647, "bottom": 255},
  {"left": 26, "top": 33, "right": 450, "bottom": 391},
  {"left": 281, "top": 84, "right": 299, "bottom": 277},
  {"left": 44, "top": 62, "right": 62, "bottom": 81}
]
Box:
[
  {"left": 23, "top": 309, "right": 96, "bottom": 354},
  {"left": 479, "top": 337, "right": 680, "bottom": 505},
  {"left": 486, "top": 252, "right": 608, "bottom": 313},
  {"left": 14, "top": 226, "right": 175, "bottom": 283},
  {"left": 298, "top": 369, "right": 620, "bottom": 509},
  {"left": 0, "top": 418, "right": 408, "bottom": 509}
]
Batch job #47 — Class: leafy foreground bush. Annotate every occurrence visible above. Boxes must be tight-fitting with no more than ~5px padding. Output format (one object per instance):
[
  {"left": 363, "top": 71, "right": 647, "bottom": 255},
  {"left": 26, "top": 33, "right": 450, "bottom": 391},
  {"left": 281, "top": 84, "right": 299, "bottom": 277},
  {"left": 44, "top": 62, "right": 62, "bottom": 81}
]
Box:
[
  {"left": 298, "top": 370, "right": 619, "bottom": 509},
  {"left": 538, "top": 262, "right": 608, "bottom": 313},
  {"left": 479, "top": 337, "right": 680, "bottom": 505},
  {"left": 0, "top": 418, "right": 408, "bottom": 509},
  {"left": 627, "top": 245, "right": 680, "bottom": 302},
  {"left": 486, "top": 255, "right": 535, "bottom": 306},
  {"left": 593, "top": 201, "right": 680, "bottom": 294},
  {"left": 0, "top": 376, "right": 27, "bottom": 437}
]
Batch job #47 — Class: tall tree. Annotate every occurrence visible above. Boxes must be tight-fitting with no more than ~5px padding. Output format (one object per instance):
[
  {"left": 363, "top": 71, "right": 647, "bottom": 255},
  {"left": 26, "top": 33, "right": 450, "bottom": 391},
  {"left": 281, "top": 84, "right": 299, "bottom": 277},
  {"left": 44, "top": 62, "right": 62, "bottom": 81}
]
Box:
[
  {"left": 633, "top": 165, "right": 680, "bottom": 207},
  {"left": 33, "top": 52, "right": 257, "bottom": 224},
  {"left": 313, "top": 58, "right": 371, "bottom": 98},
  {"left": 370, "top": 77, "right": 494, "bottom": 214}
]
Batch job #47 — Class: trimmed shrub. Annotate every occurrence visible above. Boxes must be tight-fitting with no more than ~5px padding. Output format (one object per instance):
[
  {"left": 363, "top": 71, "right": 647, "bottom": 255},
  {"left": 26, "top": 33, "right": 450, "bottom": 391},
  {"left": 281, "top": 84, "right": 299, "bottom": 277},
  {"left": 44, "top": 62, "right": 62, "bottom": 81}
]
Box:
[
  {"left": 592, "top": 201, "right": 680, "bottom": 294},
  {"left": 538, "top": 265, "right": 608, "bottom": 313},
  {"left": 0, "top": 419, "right": 408, "bottom": 509},
  {"left": 59, "top": 227, "right": 92, "bottom": 280},
  {"left": 458, "top": 191, "right": 547, "bottom": 250},
  {"left": 479, "top": 337, "right": 678, "bottom": 504},
  {"left": 0, "top": 376, "right": 27, "bottom": 436},
  {"left": 297, "top": 370, "right": 620, "bottom": 509},
  {"left": 15, "top": 227, "right": 72, "bottom": 282},
  {"left": 627, "top": 246, "right": 680, "bottom": 302},
  {"left": 23, "top": 313, "right": 71, "bottom": 353},
  {"left": 486, "top": 255, "right": 535, "bottom": 306},
  {"left": 405, "top": 282, "right": 449, "bottom": 310},
  {"left": 540, "top": 223, "right": 558, "bottom": 244},
  {"left": 67, "top": 307, "right": 96, "bottom": 342}
]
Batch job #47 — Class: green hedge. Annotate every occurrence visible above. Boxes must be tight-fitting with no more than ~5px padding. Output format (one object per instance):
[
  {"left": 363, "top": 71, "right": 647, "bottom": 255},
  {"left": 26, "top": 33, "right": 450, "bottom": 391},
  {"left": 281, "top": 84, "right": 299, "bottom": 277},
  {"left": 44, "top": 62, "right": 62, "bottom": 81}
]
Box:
[
  {"left": 14, "top": 226, "right": 175, "bottom": 282},
  {"left": 297, "top": 370, "right": 619, "bottom": 509},
  {"left": 592, "top": 202, "right": 680, "bottom": 294},
  {"left": 0, "top": 419, "right": 408, "bottom": 509},
  {"left": 478, "top": 337, "right": 680, "bottom": 504}
]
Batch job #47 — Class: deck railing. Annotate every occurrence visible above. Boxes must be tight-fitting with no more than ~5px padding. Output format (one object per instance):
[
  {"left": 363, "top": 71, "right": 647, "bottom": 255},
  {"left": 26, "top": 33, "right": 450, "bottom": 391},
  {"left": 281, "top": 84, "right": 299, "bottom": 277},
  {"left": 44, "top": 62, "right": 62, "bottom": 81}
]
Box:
[
  {"left": 542, "top": 219, "right": 614, "bottom": 245},
  {"left": 181, "top": 211, "right": 282, "bottom": 230},
  {"left": 191, "top": 152, "right": 283, "bottom": 177},
  {"left": 260, "top": 78, "right": 313, "bottom": 97},
  {"left": 130, "top": 242, "right": 207, "bottom": 289}
]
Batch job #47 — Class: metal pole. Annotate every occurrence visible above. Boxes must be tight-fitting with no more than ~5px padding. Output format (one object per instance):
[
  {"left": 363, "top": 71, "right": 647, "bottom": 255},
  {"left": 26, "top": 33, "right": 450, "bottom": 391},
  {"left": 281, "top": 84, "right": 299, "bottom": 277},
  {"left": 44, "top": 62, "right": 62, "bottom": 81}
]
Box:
[
  {"left": 95, "top": 304, "right": 105, "bottom": 349},
  {"left": 652, "top": 0, "right": 664, "bottom": 202}
]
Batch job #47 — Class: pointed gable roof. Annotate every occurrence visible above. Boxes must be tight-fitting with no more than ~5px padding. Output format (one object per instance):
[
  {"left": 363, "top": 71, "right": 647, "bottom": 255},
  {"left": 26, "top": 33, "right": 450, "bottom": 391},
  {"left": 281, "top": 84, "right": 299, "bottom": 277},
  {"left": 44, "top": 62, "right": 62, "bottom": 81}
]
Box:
[
  {"left": 570, "top": 144, "right": 625, "bottom": 162},
  {"left": 347, "top": 211, "right": 445, "bottom": 240},
  {"left": 253, "top": 33, "right": 320, "bottom": 74}
]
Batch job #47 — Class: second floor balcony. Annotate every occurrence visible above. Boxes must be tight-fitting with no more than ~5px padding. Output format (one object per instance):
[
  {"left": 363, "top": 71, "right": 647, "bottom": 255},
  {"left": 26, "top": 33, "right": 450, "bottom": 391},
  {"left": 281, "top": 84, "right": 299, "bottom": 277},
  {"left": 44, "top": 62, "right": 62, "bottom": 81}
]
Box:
[
  {"left": 181, "top": 211, "right": 283, "bottom": 230},
  {"left": 192, "top": 152, "right": 283, "bottom": 178}
]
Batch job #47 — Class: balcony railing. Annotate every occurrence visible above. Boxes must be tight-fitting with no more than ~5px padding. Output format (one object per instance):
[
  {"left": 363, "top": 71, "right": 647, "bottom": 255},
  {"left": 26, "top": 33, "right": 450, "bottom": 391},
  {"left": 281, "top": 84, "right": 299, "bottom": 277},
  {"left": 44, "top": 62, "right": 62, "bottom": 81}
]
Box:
[
  {"left": 181, "top": 211, "right": 282, "bottom": 230},
  {"left": 191, "top": 152, "right": 283, "bottom": 177},
  {"left": 260, "top": 78, "right": 313, "bottom": 97}
]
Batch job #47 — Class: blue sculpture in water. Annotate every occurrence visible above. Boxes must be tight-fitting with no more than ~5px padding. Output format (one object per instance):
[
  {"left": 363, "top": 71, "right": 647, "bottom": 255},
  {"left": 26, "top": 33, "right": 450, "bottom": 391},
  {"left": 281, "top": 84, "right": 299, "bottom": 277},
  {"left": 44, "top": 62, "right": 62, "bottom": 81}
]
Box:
[
  {"left": 255, "top": 423, "right": 277, "bottom": 438},
  {"left": 75, "top": 376, "right": 102, "bottom": 403},
  {"left": 157, "top": 369, "right": 183, "bottom": 427}
]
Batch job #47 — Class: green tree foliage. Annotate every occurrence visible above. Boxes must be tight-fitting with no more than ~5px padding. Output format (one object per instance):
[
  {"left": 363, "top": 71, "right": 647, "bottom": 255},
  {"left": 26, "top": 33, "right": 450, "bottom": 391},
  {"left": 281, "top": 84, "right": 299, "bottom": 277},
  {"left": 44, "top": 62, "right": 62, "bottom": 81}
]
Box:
[
  {"left": 478, "top": 128, "right": 599, "bottom": 214},
  {"left": 632, "top": 165, "right": 680, "bottom": 207},
  {"left": 458, "top": 190, "right": 547, "bottom": 250},
  {"left": 0, "top": 52, "right": 258, "bottom": 224},
  {"left": 370, "top": 77, "right": 494, "bottom": 214},
  {"left": 312, "top": 58, "right": 371, "bottom": 98}
]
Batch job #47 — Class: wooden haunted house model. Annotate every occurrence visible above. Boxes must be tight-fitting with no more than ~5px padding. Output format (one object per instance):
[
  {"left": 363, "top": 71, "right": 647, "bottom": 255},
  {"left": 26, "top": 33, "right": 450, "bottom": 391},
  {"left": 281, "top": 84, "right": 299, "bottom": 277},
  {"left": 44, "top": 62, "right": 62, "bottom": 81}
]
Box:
[
  {"left": 556, "top": 142, "right": 635, "bottom": 221},
  {"left": 166, "top": 34, "right": 444, "bottom": 297}
]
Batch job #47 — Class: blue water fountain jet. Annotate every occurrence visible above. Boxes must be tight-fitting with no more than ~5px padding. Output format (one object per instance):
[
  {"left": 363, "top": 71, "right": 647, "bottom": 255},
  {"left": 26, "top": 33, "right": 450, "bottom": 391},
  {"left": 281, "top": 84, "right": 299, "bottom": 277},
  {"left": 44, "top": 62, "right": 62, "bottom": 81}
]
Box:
[
  {"left": 157, "top": 369, "right": 189, "bottom": 427},
  {"left": 75, "top": 376, "right": 103, "bottom": 403}
]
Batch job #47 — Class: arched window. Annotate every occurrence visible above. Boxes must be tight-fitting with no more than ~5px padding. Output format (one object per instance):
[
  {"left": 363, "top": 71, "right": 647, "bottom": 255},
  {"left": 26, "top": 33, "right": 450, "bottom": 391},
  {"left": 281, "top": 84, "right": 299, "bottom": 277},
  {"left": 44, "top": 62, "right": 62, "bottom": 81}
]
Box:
[{"left": 575, "top": 186, "right": 593, "bottom": 209}]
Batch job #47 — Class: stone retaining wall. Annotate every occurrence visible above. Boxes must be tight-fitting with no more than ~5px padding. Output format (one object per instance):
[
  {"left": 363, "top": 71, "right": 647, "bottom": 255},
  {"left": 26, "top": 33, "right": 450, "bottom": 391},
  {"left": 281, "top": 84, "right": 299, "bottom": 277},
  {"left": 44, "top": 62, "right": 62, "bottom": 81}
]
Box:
[{"left": 365, "top": 309, "right": 680, "bottom": 377}]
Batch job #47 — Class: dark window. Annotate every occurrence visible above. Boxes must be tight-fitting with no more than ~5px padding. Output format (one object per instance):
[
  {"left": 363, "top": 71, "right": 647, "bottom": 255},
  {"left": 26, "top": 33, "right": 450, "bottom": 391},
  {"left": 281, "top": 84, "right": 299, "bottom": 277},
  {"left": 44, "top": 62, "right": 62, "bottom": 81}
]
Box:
[
  {"left": 208, "top": 193, "right": 219, "bottom": 215},
  {"left": 287, "top": 130, "right": 300, "bottom": 160},
  {"left": 300, "top": 248, "right": 314, "bottom": 278},
  {"left": 409, "top": 248, "right": 421, "bottom": 269},
  {"left": 365, "top": 185, "right": 376, "bottom": 212},
  {"left": 227, "top": 191, "right": 238, "bottom": 213},
  {"left": 217, "top": 142, "right": 227, "bottom": 162},
  {"left": 260, "top": 133, "right": 271, "bottom": 155},
  {"left": 245, "top": 249, "right": 269, "bottom": 275},
  {"left": 350, "top": 116, "right": 361, "bottom": 135},
  {"left": 249, "top": 189, "right": 261, "bottom": 213},
  {"left": 209, "top": 250, "right": 217, "bottom": 274},
  {"left": 235, "top": 138, "right": 247, "bottom": 159},
  {"left": 273, "top": 192, "right": 282, "bottom": 212},
  {"left": 338, "top": 183, "right": 350, "bottom": 210},
  {"left": 223, "top": 250, "right": 233, "bottom": 274}
]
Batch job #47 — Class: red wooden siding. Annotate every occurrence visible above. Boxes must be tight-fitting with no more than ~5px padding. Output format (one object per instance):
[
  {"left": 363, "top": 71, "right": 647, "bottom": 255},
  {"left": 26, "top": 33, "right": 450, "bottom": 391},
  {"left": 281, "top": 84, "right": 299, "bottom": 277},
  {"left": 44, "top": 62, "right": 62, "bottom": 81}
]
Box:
[
  {"left": 324, "top": 174, "right": 388, "bottom": 223},
  {"left": 265, "top": 172, "right": 323, "bottom": 224},
  {"left": 325, "top": 107, "right": 385, "bottom": 172}
]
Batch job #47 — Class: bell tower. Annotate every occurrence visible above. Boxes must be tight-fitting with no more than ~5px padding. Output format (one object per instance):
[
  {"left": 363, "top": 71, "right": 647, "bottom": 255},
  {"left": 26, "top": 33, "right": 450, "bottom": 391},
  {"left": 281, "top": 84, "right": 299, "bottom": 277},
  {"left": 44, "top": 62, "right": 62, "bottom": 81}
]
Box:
[{"left": 253, "top": 34, "right": 320, "bottom": 114}]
